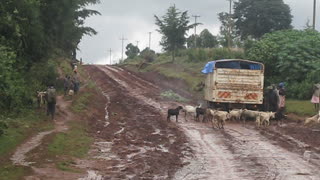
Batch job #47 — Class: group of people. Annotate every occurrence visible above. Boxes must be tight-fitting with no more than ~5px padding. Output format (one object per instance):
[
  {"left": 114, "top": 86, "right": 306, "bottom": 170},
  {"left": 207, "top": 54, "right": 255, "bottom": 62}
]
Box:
[
  {"left": 39, "top": 61, "right": 81, "bottom": 120},
  {"left": 63, "top": 73, "right": 80, "bottom": 96},
  {"left": 311, "top": 83, "right": 320, "bottom": 111},
  {"left": 264, "top": 82, "right": 286, "bottom": 120}
]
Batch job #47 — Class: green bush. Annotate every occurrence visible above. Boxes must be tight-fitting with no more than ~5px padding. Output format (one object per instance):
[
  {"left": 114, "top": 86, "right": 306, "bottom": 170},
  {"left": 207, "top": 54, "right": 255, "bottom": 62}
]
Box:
[{"left": 247, "top": 30, "right": 320, "bottom": 99}]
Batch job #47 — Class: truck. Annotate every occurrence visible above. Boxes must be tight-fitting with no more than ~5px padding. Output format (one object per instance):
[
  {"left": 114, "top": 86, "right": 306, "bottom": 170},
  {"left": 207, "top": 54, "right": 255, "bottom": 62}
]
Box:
[{"left": 202, "top": 59, "right": 265, "bottom": 110}]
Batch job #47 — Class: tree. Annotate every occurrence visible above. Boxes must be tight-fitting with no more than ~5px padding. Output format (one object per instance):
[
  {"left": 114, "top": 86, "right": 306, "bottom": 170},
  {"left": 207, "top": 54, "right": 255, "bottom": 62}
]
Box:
[
  {"left": 218, "top": 12, "right": 238, "bottom": 48},
  {"left": 199, "top": 29, "right": 218, "bottom": 48},
  {"left": 186, "top": 35, "right": 201, "bottom": 49},
  {"left": 155, "top": 5, "right": 194, "bottom": 61},
  {"left": 233, "top": 0, "right": 292, "bottom": 40},
  {"left": 125, "top": 43, "right": 140, "bottom": 59},
  {"left": 247, "top": 30, "right": 320, "bottom": 99},
  {"left": 140, "top": 48, "right": 156, "bottom": 62}
]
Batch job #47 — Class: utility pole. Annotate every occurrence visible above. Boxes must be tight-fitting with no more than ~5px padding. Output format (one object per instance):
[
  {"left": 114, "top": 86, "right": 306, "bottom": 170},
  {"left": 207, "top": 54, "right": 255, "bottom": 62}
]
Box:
[
  {"left": 148, "top": 32, "right": 152, "bottom": 50},
  {"left": 228, "top": 0, "right": 233, "bottom": 49},
  {"left": 313, "top": 0, "right": 317, "bottom": 30},
  {"left": 192, "top": 15, "right": 200, "bottom": 48},
  {"left": 108, "top": 48, "right": 112, "bottom": 65},
  {"left": 120, "top": 35, "right": 127, "bottom": 62},
  {"left": 136, "top": 41, "right": 140, "bottom": 47}
]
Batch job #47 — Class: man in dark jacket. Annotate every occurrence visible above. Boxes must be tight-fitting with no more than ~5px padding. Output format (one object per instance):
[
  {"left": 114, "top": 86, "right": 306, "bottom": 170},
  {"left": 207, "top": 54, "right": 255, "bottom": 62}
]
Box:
[{"left": 46, "top": 85, "right": 56, "bottom": 120}]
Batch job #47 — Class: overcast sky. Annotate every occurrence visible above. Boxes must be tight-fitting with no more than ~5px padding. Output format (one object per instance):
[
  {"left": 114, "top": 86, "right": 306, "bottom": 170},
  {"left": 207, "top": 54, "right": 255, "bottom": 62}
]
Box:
[{"left": 77, "top": 0, "right": 318, "bottom": 64}]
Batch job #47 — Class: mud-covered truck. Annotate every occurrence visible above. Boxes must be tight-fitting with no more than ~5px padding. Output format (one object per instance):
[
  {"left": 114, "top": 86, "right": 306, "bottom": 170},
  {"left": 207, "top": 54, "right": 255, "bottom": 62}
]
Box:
[{"left": 202, "top": 59, "right": 264, "bottom": 110}]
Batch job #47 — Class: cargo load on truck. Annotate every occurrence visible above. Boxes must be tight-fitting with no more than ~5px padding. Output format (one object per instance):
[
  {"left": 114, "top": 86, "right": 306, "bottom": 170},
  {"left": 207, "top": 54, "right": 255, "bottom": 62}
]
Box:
[{"left": 202, "top": 59, "right": 264, "bottom": 110}]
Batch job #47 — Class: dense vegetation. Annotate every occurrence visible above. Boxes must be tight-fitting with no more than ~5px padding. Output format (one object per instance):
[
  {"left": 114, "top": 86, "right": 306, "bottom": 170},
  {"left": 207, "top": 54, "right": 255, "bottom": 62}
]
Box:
[
  {"left": 247, "top": 30, "right": 320, "bottom": 99},
  {"left": 0, "top": 0, "right": 100, "bottom": 114}
]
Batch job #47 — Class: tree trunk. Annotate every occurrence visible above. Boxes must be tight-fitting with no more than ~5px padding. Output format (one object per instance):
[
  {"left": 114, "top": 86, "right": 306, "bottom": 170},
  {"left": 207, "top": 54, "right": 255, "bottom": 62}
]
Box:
[{"left": 171, "top": 48, "right": 176, "bottom": 62}]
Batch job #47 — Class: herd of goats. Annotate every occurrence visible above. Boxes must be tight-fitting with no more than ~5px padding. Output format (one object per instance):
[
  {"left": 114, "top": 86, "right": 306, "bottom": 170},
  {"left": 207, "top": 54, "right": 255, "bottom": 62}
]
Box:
[{"left": 167, "top": 105, "right": 320, "bottom": 129}]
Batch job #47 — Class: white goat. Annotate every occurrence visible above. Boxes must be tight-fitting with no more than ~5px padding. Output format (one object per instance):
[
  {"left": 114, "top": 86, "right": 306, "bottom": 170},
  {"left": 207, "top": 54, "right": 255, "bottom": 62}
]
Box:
[
  {"left": 183, "top": 104, "right": 202, "bottom": 121},
  {"left": 257, "top": 112, "right": 275, "bottom": 127},
  {"left": 37, "top": 91, "right": 47, "bottom": 108},
  {"left": 304, "top": 111, "right": 320, "bottom": 125},
  {"left": 210, "top": 110, "right": 229, "bottom": 129},
  {"left": 229, "top": 109, "right": 243, "bottom": 121},
  {"left": 241, "top": 109, "right": 260, "bottom": 125}
]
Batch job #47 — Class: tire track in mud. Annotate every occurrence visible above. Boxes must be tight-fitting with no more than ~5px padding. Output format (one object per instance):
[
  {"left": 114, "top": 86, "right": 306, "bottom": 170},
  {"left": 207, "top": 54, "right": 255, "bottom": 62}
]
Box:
[
  {"left": 80, "top": 65, "right": 189, "bottom": 179},
  {"left": 85, "top": 65, "right": 320, "bottom": 180},
  {"left": 222, "top": 124, "right": 320, "bottom": 180}
]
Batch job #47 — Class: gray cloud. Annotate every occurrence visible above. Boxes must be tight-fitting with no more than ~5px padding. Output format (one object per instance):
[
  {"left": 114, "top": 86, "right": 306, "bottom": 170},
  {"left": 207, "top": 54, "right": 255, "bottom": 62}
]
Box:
[{"left": 78, "top": 0, "right": 318, "bottom": 64}]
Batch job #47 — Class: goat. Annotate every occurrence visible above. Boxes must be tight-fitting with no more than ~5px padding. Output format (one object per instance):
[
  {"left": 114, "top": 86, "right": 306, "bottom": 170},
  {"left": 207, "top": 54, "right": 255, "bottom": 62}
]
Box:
[
  {"left": 37, "top": 91, "right": 47, "bottom": 108},
  {"left": 229, "top": 109, "right": 243, "bottom": 121},
  {"left": 182, "top": 105, "right": 198, "bottom": 121},
  {"left": 210, "top": 110, "right": 229, "bottom": 129},
  {"left": 167, "top": 106, "right": 183, "bottom": 122},
  {"left": 257, "top": 112, "right": 275, "bottom": 127},
  {"left": 241, "top": 109, "right": 260, "bottom": 125},
  {"left": 304, "top": 111, "right": 320, "bottom": 125},
  {"left": 196, "top": 107, "right": 206, "bottom": 122}
]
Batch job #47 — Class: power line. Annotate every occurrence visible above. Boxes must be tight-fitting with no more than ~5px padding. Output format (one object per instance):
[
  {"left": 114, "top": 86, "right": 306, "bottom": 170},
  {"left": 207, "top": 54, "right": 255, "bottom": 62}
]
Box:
[
  {"left": 108, "top": 48, "right": 112, "bottom": 65},
  {"left": 192, "top": 15, "right": 201, "bottom": 48},
  {"left": 120, "top": 35, "right": 128, "bottom": 61},
  {"left": 228, "top": 0, "right": 233, "bottom": 49},
  {"left": 313, "top": 0, "right": 316, "bottom": 30}
]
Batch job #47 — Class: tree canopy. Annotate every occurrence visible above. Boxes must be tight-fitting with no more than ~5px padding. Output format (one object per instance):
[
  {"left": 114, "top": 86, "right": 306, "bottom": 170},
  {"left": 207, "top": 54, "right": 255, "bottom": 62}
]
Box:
[
  {"left": 0, "top": 0, "right": 100, "bottom": 113},
  {"left": 233, "top": 0, "right": 292, "bottom": 40},
  {"left": 247, "top": 30, "right": 320, "bottom": 99},
  {"left": 125, "top": 43, "right": 140, "bottom": 59},
  {"left": 187, "top": 29, "right": 218, "bottom": 48},
  {"left": 155, "top": 5, "right": 194, "bottom": 61}
]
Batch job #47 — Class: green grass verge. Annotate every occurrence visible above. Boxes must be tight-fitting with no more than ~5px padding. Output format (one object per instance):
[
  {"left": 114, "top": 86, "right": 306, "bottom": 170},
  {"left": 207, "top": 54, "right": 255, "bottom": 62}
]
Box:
[
  {"left": 0, "top": 112, "right": 53, "bottom": 179},
  {"left": 286, "top": 99, "right": 317, "bottom": 116},
  {"left": 48, "top": 122, "right": 93, "bottom": 158},
  {"left": 0, "top": 164, "right": 31, "bottom": 180},
  {"left": 56, "top": 160, "right": 81, "bottom": 173},
  {"left": 161, "top": 90, "right": 188, "bottom": 102},
  {"left": 71, "top": 93, "right": 92, "bottom": 113},
  {"left": 0, "top": 112, "right": 53, "bottom": 157}
]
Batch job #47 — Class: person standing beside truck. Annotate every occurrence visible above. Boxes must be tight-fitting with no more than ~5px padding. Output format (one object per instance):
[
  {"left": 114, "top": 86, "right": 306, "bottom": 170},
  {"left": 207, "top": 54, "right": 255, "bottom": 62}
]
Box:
[
  {"left": 277, "top": 82, "right": 286, "bottom": 120},
  {"left": 311, "top": 83, "right": 320, "bottom": 111}
]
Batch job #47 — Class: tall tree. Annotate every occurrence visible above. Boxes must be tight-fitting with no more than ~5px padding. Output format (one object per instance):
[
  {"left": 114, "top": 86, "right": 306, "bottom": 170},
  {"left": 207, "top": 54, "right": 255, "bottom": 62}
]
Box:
[
  {"left": 40, "top": 0, "right": 101, "bottom": 58},
  {"left": 186, "top": 35, "right": 201, "bottom": 49},
  {"left": 218, "top": 12, "right": 238, "bottom": 48},
  {"left": 233, "top": 0, "right": 292, "bottom": 40},
  {"left": 155, "top": 5, "right": 194, "bottom": 61},
  {"left": 199, "top": 29, "right": 218, "bottom": 48},
  {"left": 125, "top": 43, "right": 140, "bottom": 59}
]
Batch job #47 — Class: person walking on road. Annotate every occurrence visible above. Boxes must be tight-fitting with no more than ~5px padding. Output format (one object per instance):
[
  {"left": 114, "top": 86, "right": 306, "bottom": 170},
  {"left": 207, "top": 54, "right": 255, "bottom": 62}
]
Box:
[
  {"left": 63, "top": 75, "right": 70, "bottom": 96},
  {"left": 73, "top": 72, "right": 80, "bottom": 94},
  {"left": 46, "top": 85, "right": 57, "bottom": 120}
]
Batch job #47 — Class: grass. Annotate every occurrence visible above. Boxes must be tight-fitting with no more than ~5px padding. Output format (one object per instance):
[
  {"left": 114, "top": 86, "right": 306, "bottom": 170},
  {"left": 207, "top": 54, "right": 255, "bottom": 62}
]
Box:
[
  {"left": 48, "top": 122, "right": 93, "bottom": 158},
  {"left": 286, "top": 99, "right": 316, "bottom": 116},
  {"left": 161, "top": 90, "right": 188, "bottom": 102},
  {"left": 71, "top": 93, "right": 92, "bottom": 113},
  {"left": 56, "top": 160, "right": 81, "bottom": 173},
  {"left": 0, "top": 164, "right": 31, "bottom": 180},
  {"left": 0, "top": 112, "right": 53, "bottom": 179},
  {"left": 0, "top": 112, "right": 53, "bottom": 157}
]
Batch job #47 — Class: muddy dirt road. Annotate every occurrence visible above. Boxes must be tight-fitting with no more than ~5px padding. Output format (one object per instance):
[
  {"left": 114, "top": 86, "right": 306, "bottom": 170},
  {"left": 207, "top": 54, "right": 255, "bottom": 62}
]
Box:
[{"left": 83, "top": 65, "right": 320, "bottom": 180}]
